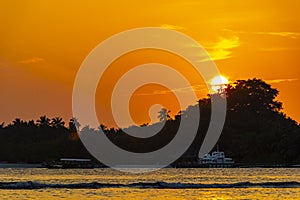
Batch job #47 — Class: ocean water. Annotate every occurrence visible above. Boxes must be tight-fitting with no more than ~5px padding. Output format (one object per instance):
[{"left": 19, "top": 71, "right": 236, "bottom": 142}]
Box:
[{"left": 0, "top": 168, "right": 300, "bottom": 199}]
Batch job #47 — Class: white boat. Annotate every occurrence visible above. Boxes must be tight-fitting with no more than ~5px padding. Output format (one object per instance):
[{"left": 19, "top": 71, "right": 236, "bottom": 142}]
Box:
[{"left": 199, "top": 148, "right": 234, "bottom": 168}]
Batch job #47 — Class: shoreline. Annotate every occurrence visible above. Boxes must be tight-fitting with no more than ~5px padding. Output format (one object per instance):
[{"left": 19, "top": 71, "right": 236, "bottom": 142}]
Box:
[
  {"left": 0, "top": 163, "right": 42, "bottom": 168},
  {"left": 1, "top": 163, "right": 300, "bottom": 169}
]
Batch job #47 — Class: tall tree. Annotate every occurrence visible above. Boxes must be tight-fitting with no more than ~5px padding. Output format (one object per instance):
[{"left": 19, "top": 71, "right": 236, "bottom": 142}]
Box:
[
  {"left": 158, "top": 108, "right": 171, "bottom": 122},
  {"left": 68, "top": 118, "right": 80, "bottom": 133},
  {"left": 226, "top": 78, "right": 282, "bottom": 114}
]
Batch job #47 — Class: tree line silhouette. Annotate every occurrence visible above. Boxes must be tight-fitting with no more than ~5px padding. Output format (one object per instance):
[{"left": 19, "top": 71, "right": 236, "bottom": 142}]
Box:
[
  {"left": 0, "top": 78, "right": 299, "bottom": 165},
  {"left": 0, "top": 117, "right": 91, "bottom": 163}
]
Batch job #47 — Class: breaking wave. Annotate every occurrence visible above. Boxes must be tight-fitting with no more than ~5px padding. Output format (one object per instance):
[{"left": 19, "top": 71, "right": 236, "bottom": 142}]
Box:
[{"left": 0, "top": 181, "right": 300, "bottom": 189}]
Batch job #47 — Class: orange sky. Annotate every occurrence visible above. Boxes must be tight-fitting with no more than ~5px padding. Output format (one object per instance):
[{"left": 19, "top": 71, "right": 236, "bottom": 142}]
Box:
[{"left": 0, "top": 0, "right": 300, "bottom": 126}]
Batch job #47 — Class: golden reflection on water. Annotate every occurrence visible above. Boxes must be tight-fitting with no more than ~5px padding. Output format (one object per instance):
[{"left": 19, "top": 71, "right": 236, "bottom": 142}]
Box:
[
  {"left": 1, "top": 188, "right": 300, "bottom": 200},
  {"left": 0, "top": 168, "right": 300, "bottom": 199}
]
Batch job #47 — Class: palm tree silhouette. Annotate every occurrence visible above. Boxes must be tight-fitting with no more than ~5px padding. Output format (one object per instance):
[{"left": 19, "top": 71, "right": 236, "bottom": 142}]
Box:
[
  {"left": 37, "top": 115, "right": 51, "bottom": 127},
  {"left": 12, "top": 118, "right": 25, "bottom": 126},
  {"left": 158, "top": 108, "right": 171, "bottom": 122},
  {"left": 51, "top": 117, "right": 65, "bottom": 128},
  {"left": 69, "top": 117, "right": 81, "bottom": 131}
]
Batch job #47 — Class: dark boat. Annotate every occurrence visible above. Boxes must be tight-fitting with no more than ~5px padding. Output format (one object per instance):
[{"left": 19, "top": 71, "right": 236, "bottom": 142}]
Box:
[{"left": 45, "top": 158, "right": 93, "bottom": 169}]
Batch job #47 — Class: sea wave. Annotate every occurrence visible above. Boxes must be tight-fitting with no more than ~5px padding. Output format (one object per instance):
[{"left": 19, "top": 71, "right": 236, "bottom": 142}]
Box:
[{"left": 0, "top": 181, "right": 300, "bottom": 189}]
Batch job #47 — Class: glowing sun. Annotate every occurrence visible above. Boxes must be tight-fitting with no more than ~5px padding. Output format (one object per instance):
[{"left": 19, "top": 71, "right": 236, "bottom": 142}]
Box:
[{"left": 211, "top": 75, "right": 229, "bottom": 93}]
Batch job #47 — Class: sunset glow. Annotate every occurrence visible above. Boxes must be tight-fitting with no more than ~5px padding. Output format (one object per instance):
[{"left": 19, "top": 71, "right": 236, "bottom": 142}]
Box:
[
  {"left": 211, "top": 75, "right": 229, "bottom": 93},
  {"left": 0, "top": 1, "right": 300, "bottom": 199},
  {"left": 0, "top": 0, "right": 299, "bottom": 125}
]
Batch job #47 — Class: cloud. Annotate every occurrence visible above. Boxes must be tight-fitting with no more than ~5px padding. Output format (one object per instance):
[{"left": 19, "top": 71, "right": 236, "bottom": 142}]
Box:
[
  {"left": 265, "top": 78, "right": 298, "bottom": 84},
  {"left": 255, "top": 31, "right": 300, "bottom": 39},
  {"left": 259, "top": 47, "right": 291, "bottom": 52},
  {"left": 221, "top": 29, "right": 245, "bottom": 34},
  {"left": 222, "top": 29, "right": 300, "bottom": 39},
  {"left": 17, "top": 57, "right": 45, "bottom": 64},
  {"left": 202, "top": 36, "right": 240, "bottom": 61},
  {"left": 134, "top": 84, "right": 208, "bottom": 96},
  {"left": 160, "top": 24, "right": 185, "bottom": 30}
]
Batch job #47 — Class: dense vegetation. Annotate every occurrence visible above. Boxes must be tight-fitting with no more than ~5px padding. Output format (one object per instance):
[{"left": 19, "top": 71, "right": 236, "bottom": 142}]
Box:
[
  {"left": 0, "top": 78, "right": 299, "bottom": 164},
  {"left": 0, "top": 117, "right": 91, "bottom": 163}
]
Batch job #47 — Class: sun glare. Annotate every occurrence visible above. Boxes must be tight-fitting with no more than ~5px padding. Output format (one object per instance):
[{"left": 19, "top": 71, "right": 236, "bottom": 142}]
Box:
[{"left": 211, "top": 75, "right": 229, "bottom": 93}]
